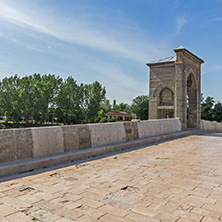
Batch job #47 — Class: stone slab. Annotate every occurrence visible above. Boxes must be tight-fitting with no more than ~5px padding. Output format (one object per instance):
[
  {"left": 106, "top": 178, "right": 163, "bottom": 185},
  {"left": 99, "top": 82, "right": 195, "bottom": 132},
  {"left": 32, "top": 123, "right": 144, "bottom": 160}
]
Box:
[
  {"left": 137, "top": 120, "right": 155, "bottom": 139},
  {"left": 62, "top": 125, "right": 79, "bottom": 152},
  {"left": 201, "top": 120, "right": 222, "bottom": 133},
  {"left": 216, "top": 122, "right": 222, "bottom": 132},
  {"left": 77, "top": 125, "right": 91, "bottom": 149},
  {"left": 32, "top": 126, "right": 64, "bottom": 158},
  {"left": 0, "top": 130, "right": 16, "bottom": 163},
  {"left": 89, "top": 122, "right": 125, "bottom": 147},
  {"left": 123, "top": 122, "right": 139, "bottom": 141},
  {"left": 14, "top": 128, "right": 33, "bottom": 160}
]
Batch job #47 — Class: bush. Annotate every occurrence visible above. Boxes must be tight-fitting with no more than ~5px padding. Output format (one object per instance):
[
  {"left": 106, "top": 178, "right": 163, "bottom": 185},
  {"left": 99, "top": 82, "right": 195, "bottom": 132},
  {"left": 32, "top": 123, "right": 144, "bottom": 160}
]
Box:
[
  {"left": 99, "top": 117, "right": 108, "bottom": 123},
  {"left": 108, "top": 117, "right": 116, "bottom": 122},
  {"left": 95, "top": 116, "right": 102, "bottom": 123}
]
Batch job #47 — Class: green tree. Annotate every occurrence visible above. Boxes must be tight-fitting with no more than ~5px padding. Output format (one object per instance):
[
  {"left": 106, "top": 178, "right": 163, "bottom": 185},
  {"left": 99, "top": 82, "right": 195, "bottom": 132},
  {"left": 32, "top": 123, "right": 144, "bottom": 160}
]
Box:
[
  {"left": 41, "top": 74, "right": 62, "bottom": 123},
  {"left": 213, "top": 102, "right": 222, "bottom": 122},
  {"left": 112, "top": 100, "right": 129, "bottom": 112},
  {"left": 83, "top": 81, "right": 106, "bottom": 123},
  {"left": 201, "top": 96, "right": 215, "bottom": 121},
  {"left": 0, "top": 74, "right": 107, "bottom": 126},
  {"left": 130, "top": 95, "right": 149, "bottom": 120},
  {"left": 0, "top": 75, "right": 21, "bottom": 123},
  {"left": 116, "top": 102, "right": 129, "bottom": 112},
  {"left": 100, "top": 99, "right": 111, "bottom": 113},
  {"left": 56, "top": 76, "right": 83, "bottom": 124}
]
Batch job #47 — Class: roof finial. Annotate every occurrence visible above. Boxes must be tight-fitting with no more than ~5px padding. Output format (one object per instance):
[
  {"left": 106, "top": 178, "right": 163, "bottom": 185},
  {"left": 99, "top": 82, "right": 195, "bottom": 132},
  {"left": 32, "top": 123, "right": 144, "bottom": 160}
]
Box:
[{"left": 174, "top": 45, "right": 185, "bottom": 51}]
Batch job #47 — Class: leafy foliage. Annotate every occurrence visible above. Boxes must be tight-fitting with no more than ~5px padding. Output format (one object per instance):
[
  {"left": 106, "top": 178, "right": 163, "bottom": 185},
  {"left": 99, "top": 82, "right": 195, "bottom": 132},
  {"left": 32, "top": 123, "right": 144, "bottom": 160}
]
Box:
[
  {"left": 130, "top": 95, "right": 149, "bottom": 120},
  {"left": 0, "top": 74, "right": 106, "bottom": 125},
  {"left": 201, "top": 96, "right": 222, "bottom": 122}
]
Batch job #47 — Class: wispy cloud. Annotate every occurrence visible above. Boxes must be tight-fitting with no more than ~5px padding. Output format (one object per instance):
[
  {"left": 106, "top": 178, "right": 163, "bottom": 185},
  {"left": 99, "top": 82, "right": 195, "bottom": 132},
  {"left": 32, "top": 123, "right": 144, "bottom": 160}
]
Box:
[
  {"left": 176, "top": 16, "right": 187, "bottom": 33},
  {"left": 210, "top": 17, "right": 222, "bottom": 22},
  {"left": 0, "top": 0, "right": 165, "bottom": 64},
  {"left": 212, "top": 64, "right": 222, "bottom": 70}
]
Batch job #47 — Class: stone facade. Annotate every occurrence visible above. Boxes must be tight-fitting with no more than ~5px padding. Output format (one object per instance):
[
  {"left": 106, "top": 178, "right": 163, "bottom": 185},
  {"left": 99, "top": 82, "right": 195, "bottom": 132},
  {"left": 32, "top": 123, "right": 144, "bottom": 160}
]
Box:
[{"left": 147, "top": 46, "right": 204, "bottom": 129}]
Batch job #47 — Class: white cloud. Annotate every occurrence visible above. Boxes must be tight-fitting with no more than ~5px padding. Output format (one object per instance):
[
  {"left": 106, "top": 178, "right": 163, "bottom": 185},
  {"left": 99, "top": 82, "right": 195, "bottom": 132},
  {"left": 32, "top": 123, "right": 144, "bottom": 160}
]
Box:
[
  {"left": 176, "top": 16, "right": 187, "bottom": 33},
  {"left": 83, "top": 59, "right": 148, "bottom": 104},
  {"left": 210, "top": 17, "right": 222, "bottom": 22},
  {"left": 212, "top": 64, "right": 222, "bottom": 70},
  {"left": 0, "top": 0, "right": 165, "bottom": 64}
]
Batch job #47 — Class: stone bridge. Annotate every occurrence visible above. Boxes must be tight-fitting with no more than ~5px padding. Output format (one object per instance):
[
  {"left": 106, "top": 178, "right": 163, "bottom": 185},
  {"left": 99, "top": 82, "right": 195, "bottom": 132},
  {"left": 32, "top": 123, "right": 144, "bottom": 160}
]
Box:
[
  {"left": 0, "top": 120, "right": 221, "bottom": 221},
  {"left": 0, "top": 118, "right": 221, "bottom": 176}
]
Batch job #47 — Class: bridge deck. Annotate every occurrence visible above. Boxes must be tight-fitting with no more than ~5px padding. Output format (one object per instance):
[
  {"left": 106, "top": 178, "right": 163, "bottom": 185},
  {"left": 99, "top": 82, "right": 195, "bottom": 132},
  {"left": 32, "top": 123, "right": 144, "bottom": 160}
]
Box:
[{"left": 0, "top": 133, "right": 222, "bottom": 222}]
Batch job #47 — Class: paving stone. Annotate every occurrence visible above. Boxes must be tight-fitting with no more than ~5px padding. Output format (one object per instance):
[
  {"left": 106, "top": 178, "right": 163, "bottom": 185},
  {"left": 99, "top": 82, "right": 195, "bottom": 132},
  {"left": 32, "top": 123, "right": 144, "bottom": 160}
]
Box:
[
  {"left": 99, "top": 204, "right": 129, "bottom": 217},
  {"left": 99, "top": 213, "right": 132, "bottom": 222},
  {"left": 0, "top": 204, "right": 18, "bottom": 216},
  {"left": 55, "top": 218, "right": 73, "bottom": 222},
  {"left": 191, "top": 207, "right": 221, "bottom": 219},
  {"left": 124, "top": 212, "right": 160, "bottom": 222},
  {"left": 31, "top": 209, "right": 61, "bottom": 222},
  {"left": 5, "top": 212, "right": 34, "bottom": 222},
  {"left": 0, "top": 134, "right": 222, "bottom": 221}
]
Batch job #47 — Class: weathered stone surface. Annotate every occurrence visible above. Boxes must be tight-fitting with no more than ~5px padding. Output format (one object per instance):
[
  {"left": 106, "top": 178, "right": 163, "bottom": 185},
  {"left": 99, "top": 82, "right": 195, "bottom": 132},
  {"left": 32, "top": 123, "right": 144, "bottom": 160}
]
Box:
[
  {"left": 0, "top": 129, "right": 16, "bottom": 163},
  {"left": 62, "top": 125, "right": 79, "bottom": 152},
  {"left": 0, "top": 130, "right": 194, "bottom": 177},
  {"left": 89, "top": 122, "right": 125, "bottom": 147},
  {"left": 123, "top": 122, "right": 139, "bottom": 141},
  {"left": 14, "top": 128, "right": 33, "bottom": 160},
  {"left": 138, "top": 119, "right": 181, "bottom": 139},
  {"left": 148, "top": 47, "right": 204, "bottom": 130},
  {"left": 216, "top": 122, "right": 222, "bottom": 132},
  {"left": 77, "top": 125, "right": 91, "bottom": 149},
  {"left": 201, "top": 120, "right": 222, "bottom": 132},
  {"left": 62, "top": 124, "right": 91, "bottom": 151},
  {"left": 32, "top": 126, "right": 64, "bottom": 158},
  {"left": 137, "top": 120, "right": 155, "bottom": 138}
]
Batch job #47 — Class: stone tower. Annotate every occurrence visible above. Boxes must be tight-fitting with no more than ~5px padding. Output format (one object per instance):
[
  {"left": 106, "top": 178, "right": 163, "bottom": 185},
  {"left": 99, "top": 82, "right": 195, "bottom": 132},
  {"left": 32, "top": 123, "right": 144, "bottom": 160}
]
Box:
[{"left": 147, "top": 46, "right": 204, "bottom": 130}]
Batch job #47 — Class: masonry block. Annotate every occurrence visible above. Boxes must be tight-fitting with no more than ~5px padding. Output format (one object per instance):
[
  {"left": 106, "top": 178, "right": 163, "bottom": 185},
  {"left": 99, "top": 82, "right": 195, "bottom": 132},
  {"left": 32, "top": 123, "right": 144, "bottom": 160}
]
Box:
[
  {"left": 32, "top": 126, "right": 64, "bottom": 158},
  {"left": 62, "top": 125, "right": 79, "bottom": 152},
  {"left": 77, "top": 125, "right": 91, "bottom": 149},
  {"left": 137, "top": 120, "right": 155, "bottom": 138},
  {"left": 89, "top": 122, "right": 125, "bottom": 147},
  {"left": 14, "top": 128, "right": 33, "bottom": 160},
  {"left": 0, "top": 130, "right": 16, "bottom": 163},
  {"left": 123, "top": 122, "right": 139, "bottom": 141}
]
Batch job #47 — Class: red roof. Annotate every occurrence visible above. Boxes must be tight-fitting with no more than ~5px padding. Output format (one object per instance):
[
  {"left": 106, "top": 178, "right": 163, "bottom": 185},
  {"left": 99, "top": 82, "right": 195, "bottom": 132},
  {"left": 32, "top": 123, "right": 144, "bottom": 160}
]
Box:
[{"left": 104, "top": 111, "right": 131, "bottom": 117}]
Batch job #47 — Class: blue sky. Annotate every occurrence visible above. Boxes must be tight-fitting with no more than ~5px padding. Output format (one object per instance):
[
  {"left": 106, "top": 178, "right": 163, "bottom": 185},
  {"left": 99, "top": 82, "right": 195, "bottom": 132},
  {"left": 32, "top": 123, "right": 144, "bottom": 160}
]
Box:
[{"left": 0, "top": 0, "right": 222, "bottom": 104}]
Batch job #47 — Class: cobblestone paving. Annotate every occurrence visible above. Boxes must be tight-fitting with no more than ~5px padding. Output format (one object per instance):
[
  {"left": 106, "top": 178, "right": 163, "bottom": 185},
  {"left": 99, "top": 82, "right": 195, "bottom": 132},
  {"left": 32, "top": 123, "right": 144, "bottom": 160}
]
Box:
[{"left": 0, "top": 133, "right": 222, "bottom": 221}]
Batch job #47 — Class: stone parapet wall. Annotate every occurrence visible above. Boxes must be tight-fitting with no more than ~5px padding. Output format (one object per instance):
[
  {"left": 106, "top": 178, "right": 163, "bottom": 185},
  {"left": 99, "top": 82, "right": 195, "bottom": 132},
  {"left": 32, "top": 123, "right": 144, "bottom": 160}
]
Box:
[
  {"left": 201, "top": 120, "right": 222, "bottom": 132},
  {"left": 0, "top": 118, "right": 182, "bottom": 165}
]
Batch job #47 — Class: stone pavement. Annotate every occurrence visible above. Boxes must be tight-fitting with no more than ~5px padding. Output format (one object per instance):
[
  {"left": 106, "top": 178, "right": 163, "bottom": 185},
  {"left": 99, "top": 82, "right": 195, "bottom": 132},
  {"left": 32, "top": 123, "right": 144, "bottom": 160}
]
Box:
[{"left": 0, "top": 133, "right": 222, "bottom": 222}]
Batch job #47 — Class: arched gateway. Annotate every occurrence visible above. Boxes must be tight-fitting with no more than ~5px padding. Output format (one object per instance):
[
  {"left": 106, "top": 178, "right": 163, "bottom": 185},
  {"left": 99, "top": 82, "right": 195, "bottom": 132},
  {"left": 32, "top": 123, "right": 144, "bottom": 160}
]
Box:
[{"left": 147, "top": 46, "right": 204, "bottom": 130}]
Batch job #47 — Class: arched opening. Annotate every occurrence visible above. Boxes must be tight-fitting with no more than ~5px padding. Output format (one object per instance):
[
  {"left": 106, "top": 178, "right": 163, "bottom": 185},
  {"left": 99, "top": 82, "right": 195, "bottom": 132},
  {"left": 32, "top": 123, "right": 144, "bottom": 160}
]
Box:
[
  {"left": 187, "top": 73, "right": 197, "bottom": 128},
  {"left": 157, "top": 87, "right": 174, "bottom": 119}
]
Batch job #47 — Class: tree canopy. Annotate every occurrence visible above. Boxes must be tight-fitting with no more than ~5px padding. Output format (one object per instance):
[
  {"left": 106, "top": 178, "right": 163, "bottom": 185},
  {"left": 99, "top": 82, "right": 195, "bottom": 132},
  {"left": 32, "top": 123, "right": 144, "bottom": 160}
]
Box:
[
  {"left": 130, "top": 95, "right": 149, "bottom": 120},
  {"left": 0, "top": 74, "right": 106, "bottom": 126},
  {"left": 201, "top": 96, "right": 222, "bottom": 122}
]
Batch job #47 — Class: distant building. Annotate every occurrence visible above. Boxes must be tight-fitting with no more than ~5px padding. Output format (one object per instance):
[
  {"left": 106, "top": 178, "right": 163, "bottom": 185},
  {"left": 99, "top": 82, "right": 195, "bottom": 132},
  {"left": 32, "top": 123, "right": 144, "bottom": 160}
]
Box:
[{"left": 104, "top": 111, "right": 131, "bottom": 121}]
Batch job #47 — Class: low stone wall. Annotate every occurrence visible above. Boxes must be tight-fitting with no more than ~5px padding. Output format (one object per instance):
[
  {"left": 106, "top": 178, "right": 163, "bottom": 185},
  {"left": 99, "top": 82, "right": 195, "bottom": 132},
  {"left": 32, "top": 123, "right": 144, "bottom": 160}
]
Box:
[
  {"left": 201, "top": 120, "right": 222, "bottom": 132},
  {"left": 0, "top": 118, "right": 182, "bottom": 164}
]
